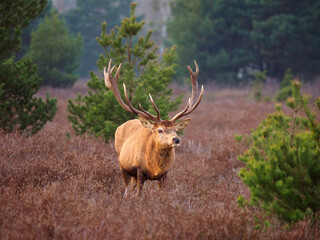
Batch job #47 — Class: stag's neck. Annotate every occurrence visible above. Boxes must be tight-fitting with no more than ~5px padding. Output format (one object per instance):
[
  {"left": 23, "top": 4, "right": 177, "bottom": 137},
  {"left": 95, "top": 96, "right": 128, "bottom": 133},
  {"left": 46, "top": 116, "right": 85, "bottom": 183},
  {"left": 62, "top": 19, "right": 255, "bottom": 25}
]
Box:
[{"left": 144, "top": 139, "right": 175, "bottom": 178}]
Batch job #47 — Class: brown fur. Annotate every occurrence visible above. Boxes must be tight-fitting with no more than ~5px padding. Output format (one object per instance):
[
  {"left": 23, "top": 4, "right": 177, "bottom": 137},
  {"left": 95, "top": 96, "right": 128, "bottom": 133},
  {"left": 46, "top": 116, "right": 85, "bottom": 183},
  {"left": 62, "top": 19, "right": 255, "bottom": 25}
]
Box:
[
  {"left": 160, "top": 120, "right": 175, "bottom": 127},
  {"left": 115, "top": 118, "right": 189, "bottom": 195}
]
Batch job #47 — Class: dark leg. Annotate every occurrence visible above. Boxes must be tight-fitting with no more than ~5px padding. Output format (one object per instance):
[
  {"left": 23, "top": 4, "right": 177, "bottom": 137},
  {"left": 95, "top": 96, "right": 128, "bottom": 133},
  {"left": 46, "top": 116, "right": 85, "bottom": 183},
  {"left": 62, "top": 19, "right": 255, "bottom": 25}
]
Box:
[
  {"left": 129, "top": 177, "right": 137, "bottom": 190},
  {"left": 158, "top": 172, "right": 168, "bottom": 189},
  {"left": 137, "top": 168, "right": 146, "bottom": 196},
  {"left": 120, "top": 165, "right": 132, "bottom": 186},
  {"left": 120, "top": 165, "right": 134, "bottom": 197}
]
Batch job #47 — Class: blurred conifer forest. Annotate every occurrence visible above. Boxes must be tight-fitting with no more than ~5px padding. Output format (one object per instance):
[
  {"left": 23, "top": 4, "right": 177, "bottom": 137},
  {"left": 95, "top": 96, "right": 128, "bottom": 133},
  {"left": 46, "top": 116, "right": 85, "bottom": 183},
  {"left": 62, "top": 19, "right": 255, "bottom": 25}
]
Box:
[
  {"left": 168, "top": 0, "right": 320, "bottom": 84},
  {"left": 10, "top": 0, "right": 320, "bottom": 84}
]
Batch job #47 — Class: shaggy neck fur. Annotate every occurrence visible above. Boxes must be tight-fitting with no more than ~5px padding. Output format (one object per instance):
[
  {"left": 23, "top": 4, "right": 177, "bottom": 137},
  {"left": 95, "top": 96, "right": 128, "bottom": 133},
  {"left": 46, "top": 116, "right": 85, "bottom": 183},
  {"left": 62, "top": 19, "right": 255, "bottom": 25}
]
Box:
[{"left": 144, "top": 133, "right": 175, "bottom": 178}]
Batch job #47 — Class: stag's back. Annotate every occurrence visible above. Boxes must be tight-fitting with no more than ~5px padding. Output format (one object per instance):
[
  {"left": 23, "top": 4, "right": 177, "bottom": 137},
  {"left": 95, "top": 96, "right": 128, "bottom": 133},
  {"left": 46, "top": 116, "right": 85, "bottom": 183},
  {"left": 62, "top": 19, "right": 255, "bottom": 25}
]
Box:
[
  {"left": 114, "top": 119, "right": 147, "bottom": 154},
  {"left": 115, "top": 119, "right": 154, "bottom": 171}
]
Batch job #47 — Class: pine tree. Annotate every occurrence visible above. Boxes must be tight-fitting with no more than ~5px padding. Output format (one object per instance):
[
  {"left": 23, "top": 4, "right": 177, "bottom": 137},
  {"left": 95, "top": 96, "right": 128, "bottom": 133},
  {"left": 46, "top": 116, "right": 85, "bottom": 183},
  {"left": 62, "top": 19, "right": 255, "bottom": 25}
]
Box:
[
  {"left": 28, "top": 10, "right": 82, "bottom": 88},
  {"left": 0, "top": 58, "right": 57, "bottom": 135},
  {"left": 237, "top": 80, "right": 320, "bottom": 223},
  {"left": 252, "top": 70, "right": 267, "bottom": 102},
  {"left": 0, "top": 0, "right": 47, "bottom": 59},
  {"left": 168, "top": 0, "right": 320, "bottom": 83},
  {"left": 275, "top": 68, "right": 294, "bottom": 102},
  {"left": 251, "top": 0, "right": 320, "bottom": 80},
  {"left": 15, "top": 1, "right": 53, "bottom": 60},
  {"left": 64, "top": 0, "right": 131, "bottom": 76},
  {"left": 167, "top": 0, "right": 255, "bottom": 83},
  {"left": 0, "top": 0, "right": 57, "bottom": 135},
  {"left": 68, "top": 3, "right": 182, "bottom": 142}
]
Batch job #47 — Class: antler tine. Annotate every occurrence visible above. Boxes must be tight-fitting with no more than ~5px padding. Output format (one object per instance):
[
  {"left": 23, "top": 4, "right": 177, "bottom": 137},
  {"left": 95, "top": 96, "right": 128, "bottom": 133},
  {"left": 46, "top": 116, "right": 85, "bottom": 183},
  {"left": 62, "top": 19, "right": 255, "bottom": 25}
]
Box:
[
  {"left": 137, "top": 94, "right": 161, "bottom": 122},
  {"left": 138, "top": 103, "right": 159, "bottom": 120},
  {"left": 170, "top": 60, "right": 204, "bottom": 122},
  {"left": 123, "top": 84, "right": 161, "bottom": 122},
  {"left": 104, "top": 65, "right": 111, "bottom": 89},
  {"left": 104, "top": 59, "right": 163, "bottom": 122},
  {"left": 104, "top": 60, "right": 119, "bottom": 90},
  {"left": 170, "top": 98, "right": 191, "bottom": 122},
  {"left": 184, "top": 84, "right": 204, "bottom": 115},
  {"left": 123, "top": 83, "right": 140, "bottom": 115},
  {"left": 187, "top": 60, "right": 199, "bottom": 106},
  {"left": 148, "top": 94, "right": 161, "bottom": 121},
  {"left": 104, "top": 59, "right": 132, "bottom": 112},
  {"left": 114, "top": 62, "right": 121, "bottom": 81}
]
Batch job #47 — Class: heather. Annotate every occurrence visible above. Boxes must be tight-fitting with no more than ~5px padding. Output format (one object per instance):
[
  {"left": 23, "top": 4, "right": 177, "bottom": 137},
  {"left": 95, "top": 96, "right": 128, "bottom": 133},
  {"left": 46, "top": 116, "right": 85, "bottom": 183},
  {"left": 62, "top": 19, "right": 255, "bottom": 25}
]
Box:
[{"left": 1, "top": 82, "right": 319, "bottom": 239}]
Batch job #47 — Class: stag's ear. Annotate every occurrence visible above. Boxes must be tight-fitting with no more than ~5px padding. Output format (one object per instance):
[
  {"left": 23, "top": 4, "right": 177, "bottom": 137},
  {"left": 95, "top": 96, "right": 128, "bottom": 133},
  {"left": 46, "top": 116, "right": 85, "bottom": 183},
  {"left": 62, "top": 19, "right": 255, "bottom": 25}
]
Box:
[
  {"left": 175, "top": 119, "right": 191, "bottom": 131},
  {"left": 138, "top": 115, "right": 154, "bottom": 129}
]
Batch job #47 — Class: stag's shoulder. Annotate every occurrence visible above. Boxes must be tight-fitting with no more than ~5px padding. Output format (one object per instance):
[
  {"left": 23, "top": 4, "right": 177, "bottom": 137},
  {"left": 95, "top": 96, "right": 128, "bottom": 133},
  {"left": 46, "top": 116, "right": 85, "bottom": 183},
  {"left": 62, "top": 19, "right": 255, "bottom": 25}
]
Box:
[
  {"left": 116, "top": 119, "right": 142, "bottom": 134},
  {"left": 114, "top": 119, "right": 149, "bottom": 154}
]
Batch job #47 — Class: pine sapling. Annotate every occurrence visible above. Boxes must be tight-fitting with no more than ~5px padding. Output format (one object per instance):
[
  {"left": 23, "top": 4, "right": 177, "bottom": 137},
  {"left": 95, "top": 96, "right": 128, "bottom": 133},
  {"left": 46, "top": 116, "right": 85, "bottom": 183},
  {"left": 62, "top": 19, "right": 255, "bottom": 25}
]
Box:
[
  {"left": 237, "top": 80, "right": 320, "bottom": 223},
  {"left": 68, "top": 3, "right": 182, "bottom": 142}
]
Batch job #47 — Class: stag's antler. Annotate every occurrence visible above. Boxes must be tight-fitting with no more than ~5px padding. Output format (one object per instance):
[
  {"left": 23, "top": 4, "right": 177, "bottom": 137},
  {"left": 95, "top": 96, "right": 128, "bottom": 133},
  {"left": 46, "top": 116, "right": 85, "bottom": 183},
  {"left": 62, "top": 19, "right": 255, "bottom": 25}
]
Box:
[
  {"left": 104, "top": 59, "right": 161, "bottom": 122},
  {"left": 170, "top": 60, "right": 204, "bottom": 122}
]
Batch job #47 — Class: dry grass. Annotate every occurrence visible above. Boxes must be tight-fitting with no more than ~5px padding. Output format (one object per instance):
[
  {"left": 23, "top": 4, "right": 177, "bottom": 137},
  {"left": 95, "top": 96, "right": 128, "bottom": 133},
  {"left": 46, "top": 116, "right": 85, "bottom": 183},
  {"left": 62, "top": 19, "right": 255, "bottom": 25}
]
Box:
[{"left": 1, "top": 81, "right": 319, "bottom": 240}]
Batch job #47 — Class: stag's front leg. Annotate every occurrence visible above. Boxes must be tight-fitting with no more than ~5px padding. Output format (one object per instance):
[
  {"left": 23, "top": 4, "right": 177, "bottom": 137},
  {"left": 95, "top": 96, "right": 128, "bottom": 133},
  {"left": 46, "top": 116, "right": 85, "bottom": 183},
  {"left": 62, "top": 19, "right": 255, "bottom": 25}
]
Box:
[
  {"left": 158, "top": 172, "right": 168, "bottom": 190},
  {"left": 120, "top": 165, "right": 134, "bottom": 197},
  {"left": 137, "top": 168, "right": 146, "bottom": 196}
]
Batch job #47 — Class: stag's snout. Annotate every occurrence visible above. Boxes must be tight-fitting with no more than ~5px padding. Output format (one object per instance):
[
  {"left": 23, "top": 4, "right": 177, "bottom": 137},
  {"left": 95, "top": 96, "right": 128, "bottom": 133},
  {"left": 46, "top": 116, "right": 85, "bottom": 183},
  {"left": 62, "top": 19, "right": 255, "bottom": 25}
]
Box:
[
  {"left": 173, "top": 137, "right": 180, "bottom": 144},
  {"left": 173, "top": 137, "right": 180, "bottom": 145}
]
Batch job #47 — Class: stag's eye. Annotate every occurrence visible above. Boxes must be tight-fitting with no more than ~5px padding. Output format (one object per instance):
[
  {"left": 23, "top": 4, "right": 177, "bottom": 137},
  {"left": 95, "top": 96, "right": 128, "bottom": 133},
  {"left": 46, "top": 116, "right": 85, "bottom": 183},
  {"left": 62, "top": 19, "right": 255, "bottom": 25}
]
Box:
[{"left": 158, "top": 129, "right": 163, "bottom": 134}]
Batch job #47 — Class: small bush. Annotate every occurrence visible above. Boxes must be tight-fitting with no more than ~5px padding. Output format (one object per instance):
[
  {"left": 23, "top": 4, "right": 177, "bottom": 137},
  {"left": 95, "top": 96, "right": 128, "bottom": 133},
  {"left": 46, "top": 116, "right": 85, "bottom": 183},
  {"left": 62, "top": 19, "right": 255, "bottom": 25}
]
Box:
[
  {"left": 0, "top": 57, "right": 57, "bottom": 135},
  {"left": 252, "top": 70, "right": 267, "bottom": 102},
  {"left": 238, "top": 80, "right": 320, "bottom": 223},
  {"left": 275, "top": 68, "right": 294, "bottom": 101}
]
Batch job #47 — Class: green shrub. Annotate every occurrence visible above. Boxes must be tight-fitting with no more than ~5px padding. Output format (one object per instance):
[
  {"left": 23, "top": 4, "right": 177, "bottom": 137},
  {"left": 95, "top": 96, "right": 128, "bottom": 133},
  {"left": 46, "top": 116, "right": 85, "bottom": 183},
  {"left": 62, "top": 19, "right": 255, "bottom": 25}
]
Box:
[
  {"left": 15, "top": 1, "right": 53, "bottom": 60},
  {"left": 0, "top": 0, "right": 48, "bottom": 59},
  {"left": 0, "top": 58, "right": 57, "bottom": 135},
  {"left": 0, "top": 0, "right": 57, "bottom": 135},
  {"left": 28, "top": 10, "right": 82, "bottom": 87},
  {"left": 275, "top": 68, "right": 294, "bottom": 101},
  {"left": 252, "top": 70, "right": 267, "bottom": 102},
  {"left": 67, "top": 3, "right": 182, "bottom": 142},
  {"left": 238, "top": 80, "right": 320, "bottom": 223}
]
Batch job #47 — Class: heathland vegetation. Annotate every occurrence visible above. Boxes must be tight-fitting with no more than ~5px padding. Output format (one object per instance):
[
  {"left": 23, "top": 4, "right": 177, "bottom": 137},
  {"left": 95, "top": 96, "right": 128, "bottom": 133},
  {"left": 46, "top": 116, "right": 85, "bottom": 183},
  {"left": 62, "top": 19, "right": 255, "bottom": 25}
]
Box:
[{"left": 1, "top": 82, "right": 319, "bottom": 239}]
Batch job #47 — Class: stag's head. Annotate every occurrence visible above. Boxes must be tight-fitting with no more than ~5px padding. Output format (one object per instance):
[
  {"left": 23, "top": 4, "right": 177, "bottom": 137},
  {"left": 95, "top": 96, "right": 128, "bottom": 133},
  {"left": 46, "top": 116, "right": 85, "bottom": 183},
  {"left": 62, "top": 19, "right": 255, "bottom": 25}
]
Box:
[
  {"left": 138, "top": 117, "right": 190, "bottom": 148},
  {"left": 104, "top": 59, "right": 204, "bottom": 148}
]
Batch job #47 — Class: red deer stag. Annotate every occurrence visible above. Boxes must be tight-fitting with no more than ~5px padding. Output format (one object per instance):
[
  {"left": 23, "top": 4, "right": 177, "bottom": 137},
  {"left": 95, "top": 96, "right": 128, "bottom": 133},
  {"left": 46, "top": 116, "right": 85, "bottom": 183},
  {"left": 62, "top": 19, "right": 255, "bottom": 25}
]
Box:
[{"left": 104, "top": 59, "right": 204, "bottom": 196}]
